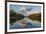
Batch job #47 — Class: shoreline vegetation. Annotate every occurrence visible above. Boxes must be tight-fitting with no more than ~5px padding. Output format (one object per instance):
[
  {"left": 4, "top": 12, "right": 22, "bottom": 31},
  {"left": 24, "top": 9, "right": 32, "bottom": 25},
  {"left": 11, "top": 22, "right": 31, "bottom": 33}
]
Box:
[
  {"left": 28, "top": 13, "right": 41, "bottom": 22},
  {"left": 10, "top": 9, "right": 24, "bottom": 24},
  {"left": 10, "top": 9, "right": 41, "bottom": 24}
]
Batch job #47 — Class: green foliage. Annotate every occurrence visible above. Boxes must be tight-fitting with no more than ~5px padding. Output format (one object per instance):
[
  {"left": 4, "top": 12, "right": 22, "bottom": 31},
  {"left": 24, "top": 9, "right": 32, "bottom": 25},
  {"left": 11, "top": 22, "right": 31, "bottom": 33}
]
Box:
[
  {"left": 10, "top": 9, "right": 24, "bottom": 24},
  {"left": 28, "top": 13, "right": 41, "bottom": 22},
  {"left": 10, "top": 9, "right": 16, "bottom": 17},
  {"left": 10, "top": 9, "right": 41, "bottom": 24}
]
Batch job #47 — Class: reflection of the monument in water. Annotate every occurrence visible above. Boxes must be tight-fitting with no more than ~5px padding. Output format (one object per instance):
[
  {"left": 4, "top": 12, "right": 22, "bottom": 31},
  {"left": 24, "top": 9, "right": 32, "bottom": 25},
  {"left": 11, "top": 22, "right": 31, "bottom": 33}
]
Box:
[{"left": 10, "top": 17, "right": 41, "bottom": 29}]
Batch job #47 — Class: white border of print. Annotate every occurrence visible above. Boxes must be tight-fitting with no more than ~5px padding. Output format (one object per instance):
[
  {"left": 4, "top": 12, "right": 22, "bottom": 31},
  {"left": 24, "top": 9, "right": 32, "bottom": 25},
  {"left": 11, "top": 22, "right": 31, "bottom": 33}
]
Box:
[{"left": 7, "top": 2, "right": 43, "bottom": 32}]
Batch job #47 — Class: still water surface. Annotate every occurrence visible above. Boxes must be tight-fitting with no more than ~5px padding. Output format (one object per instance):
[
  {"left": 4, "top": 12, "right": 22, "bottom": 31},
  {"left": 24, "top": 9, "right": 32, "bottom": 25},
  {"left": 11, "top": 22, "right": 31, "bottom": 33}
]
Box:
[{"left": 10, "top": 17, "right": 41, "bottom": 29}]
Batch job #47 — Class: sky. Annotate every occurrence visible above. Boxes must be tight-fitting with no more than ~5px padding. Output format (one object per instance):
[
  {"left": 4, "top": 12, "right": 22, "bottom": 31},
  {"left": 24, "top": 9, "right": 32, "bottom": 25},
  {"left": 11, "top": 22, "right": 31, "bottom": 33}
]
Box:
[
  {"left": 9, "top": 4, "right": 41, "bottom": 12},
  {"left": 9, "top": 4, "right": 41, "bottom": 16}
]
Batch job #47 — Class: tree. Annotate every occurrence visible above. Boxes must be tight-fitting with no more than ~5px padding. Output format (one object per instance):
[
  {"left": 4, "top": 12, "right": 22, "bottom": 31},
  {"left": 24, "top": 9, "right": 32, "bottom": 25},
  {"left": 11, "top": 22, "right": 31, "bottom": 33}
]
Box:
[
  {"left": 10, "top": 9, "right": 16, "bottom": 17},
  {"left": 28, "top": 13, "right": 41, "bottom": 22},
  {"left": 10, "top": 9, "right": 24, "bottom": 24}
]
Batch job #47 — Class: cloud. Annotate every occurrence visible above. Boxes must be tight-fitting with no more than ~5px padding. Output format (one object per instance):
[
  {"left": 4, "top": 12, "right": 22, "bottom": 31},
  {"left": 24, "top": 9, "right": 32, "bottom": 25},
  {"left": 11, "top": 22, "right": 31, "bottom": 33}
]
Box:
[{"left": 18, "top": 5, "right": 41, "bottom": 16}]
